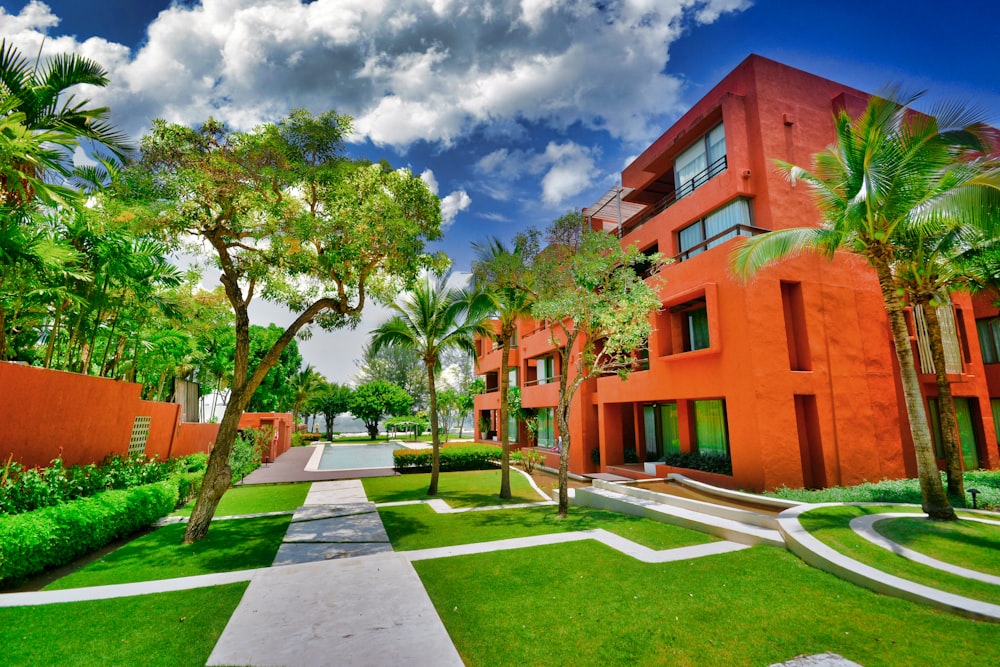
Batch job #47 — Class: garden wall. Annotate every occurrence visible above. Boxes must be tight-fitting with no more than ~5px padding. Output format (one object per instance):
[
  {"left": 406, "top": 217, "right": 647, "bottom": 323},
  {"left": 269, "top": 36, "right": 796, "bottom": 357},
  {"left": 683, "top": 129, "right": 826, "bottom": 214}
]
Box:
[
  {"left": 238, "top": 412, "right": 293, "bottom": 462},
  {"left": 0, "top": 362, "right": 218, "bottom": 468}
]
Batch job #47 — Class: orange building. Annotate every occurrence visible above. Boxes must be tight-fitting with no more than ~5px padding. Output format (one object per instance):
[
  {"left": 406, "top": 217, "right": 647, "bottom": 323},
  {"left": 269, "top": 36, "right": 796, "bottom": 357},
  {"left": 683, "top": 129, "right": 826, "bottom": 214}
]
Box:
[{"left": 473, "top": 55, "right": 1000, "bottom": 492}]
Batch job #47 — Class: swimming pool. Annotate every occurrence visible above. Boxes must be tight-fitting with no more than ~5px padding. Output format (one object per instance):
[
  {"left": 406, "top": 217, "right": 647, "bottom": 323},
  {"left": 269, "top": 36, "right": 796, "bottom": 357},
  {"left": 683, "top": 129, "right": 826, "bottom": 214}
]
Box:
[{"left": 315, "top": 443, "right": 406, "bottom": 471}]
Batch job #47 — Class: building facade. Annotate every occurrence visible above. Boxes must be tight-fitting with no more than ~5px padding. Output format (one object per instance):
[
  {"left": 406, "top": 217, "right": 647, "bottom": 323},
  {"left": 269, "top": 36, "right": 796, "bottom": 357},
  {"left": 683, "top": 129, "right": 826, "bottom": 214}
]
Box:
[{"left": 473, "top": 55, "right": 1000, "bottom": 491}]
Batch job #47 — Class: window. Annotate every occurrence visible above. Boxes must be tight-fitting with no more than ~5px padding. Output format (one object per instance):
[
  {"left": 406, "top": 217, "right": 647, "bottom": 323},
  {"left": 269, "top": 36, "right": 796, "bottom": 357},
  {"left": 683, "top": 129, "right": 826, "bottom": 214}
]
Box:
[
  {"left": 683, "top": 307, "right": 710, "bottom": 352},
  {"left": 536, "top": 408, "right": 555, "bottom": 447},
  {"left": 643, "top": 403, "right": 680, "bottom": 460},
  {"left": 976, "top": 317, "right": 1000, "bottom": 364},
  {"left": 674, "top": 123, "right": 727, "bottom": 199},
  {"left": 693, "top": 399, "right": 729, "bottom": 458},
  {"left": 677, "top": 199, "right": 752, "bottom": 259},
  {"left": 537, "top": 356, "right": 555, "bottom": 385},
  {"left": 508, "top": 367, "right": 518, "bottom": 388},
  {"left": 928, "top": 397, "right": 981, "bottom": 469}
]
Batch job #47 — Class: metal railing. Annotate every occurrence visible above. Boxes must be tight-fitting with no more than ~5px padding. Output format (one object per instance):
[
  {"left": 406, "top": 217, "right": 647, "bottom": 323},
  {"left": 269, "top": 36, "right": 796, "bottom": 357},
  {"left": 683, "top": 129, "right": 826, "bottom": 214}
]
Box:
[
  {"left": 622, "top": 155, "right": 728, "bottom": 236},
  {"left": 674, "top": 223, "right": 769, "bottom": 262}
]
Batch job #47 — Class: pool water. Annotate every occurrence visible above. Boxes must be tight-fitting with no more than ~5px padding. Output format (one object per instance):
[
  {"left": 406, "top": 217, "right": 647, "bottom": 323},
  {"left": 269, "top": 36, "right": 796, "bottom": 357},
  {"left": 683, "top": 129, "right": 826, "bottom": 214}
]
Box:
[{"left": 317, "top": 443, "right": 406, "bottom": 470}]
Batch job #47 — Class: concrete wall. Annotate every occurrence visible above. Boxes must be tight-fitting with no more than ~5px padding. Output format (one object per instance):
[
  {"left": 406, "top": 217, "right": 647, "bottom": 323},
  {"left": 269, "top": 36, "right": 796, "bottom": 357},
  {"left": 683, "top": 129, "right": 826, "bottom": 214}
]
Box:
[{"left": 0, "top": 362, "right": 217, "bottom": 468}]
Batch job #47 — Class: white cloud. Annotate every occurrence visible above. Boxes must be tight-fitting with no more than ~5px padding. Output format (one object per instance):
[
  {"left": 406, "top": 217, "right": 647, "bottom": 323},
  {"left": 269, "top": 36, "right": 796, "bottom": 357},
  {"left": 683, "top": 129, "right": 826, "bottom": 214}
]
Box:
[
  {"left": 0, "top": 1, "right": 750, "bottom": 147},
  {"left": 440, "top": 189, "right": 471, "bottom": 229},
  {"left": 474, "top": 141, "right": 599, "bottom": 207}
]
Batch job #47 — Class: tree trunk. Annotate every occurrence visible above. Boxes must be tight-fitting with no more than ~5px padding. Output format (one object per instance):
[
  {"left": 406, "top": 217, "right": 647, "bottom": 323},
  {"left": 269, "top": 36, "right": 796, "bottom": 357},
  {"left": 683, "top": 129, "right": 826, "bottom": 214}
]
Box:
[
  {"left": 427, "top": 362, "right": 441, "bottom": 496},
  {"left": 872, "top": 253, "right": 955, "bottom": 520},
  {"left": 498, "top": 329, "right": 513, "bottom": 499},
  {"left": 920, "top": 298, "right": 965, "bottom": 501},
  {"left": 555, "top": 392, "right": 572, "bottom": 517}
]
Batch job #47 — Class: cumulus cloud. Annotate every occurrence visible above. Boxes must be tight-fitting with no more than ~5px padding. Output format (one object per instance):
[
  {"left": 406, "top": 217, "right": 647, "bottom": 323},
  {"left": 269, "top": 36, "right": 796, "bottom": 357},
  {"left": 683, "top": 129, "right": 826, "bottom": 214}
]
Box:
[
  {"left": 0, "top": 0, "right": 749, "bottom": 146},
  {"left": 475, "top": 141, "right": 599, "bottom": 207},
  {"left": 421, "top": 169, "right": 471, "bottom": 229}
]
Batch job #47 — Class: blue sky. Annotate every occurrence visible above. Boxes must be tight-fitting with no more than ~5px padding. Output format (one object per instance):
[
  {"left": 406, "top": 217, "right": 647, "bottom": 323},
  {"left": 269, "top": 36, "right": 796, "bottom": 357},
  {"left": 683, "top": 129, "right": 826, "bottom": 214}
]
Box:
[{"left": 3, "top": 0, "right": 999, "bottom": 385}]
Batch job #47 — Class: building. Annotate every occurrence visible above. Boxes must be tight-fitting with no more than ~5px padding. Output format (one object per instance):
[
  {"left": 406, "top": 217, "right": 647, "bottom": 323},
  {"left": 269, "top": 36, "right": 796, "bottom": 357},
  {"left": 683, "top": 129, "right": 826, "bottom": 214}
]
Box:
[{"left": 473, "top": 54, "right": 1000, "bottom": 492}]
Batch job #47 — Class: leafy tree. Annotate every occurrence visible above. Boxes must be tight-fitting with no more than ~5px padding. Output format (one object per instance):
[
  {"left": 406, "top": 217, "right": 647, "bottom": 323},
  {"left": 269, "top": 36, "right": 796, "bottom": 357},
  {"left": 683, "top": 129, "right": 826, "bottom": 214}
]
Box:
[
  {"left": 458, "top": 377, "right": 485, "bottom": 439},
  {"left": 311, "top": 381, "right": 353, "bottom": 439},
  {"left": 242, "top": 324, "right": 303, "bottom": 413},
  {"left": 130, "top": 109, "right": 442, "bottom": 543},
  {"left": 531, "top": 214, "right": 665, "bottom": 516},
  {"left": 350, "top": 380, "right": 413, "bottom": 439},
  {"left": 732, "top": 90, "right": 1000, "bottom": 520},
  {"left": 354, "top": 339, "right": 428, "bottom": 410},
  {"left": 436, "top": 387, "right": 461, "bottom": 442},
  {"left": 370, "top": 273, "right": 491, "bottom": 494}
]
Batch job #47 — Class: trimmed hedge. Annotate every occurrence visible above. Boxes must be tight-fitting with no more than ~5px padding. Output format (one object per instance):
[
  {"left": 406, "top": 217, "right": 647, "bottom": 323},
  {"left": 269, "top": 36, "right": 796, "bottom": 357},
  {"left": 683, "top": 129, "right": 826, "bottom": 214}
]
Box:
[
  {"left": 658, "top": 451, "right": 733, "bottom": 476},
  {"left": 393, "top": 445, "right": 501, "bottom": 473},
  {"left": 0, "top": 478, "right": 182, "bottom": 587}
]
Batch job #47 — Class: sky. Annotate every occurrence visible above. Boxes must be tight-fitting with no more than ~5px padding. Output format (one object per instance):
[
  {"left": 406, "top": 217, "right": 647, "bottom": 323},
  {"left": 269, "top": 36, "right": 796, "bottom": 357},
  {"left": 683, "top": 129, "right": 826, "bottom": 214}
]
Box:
[{"left": 3, "top": 0, "right": 999, "bottom": 386}]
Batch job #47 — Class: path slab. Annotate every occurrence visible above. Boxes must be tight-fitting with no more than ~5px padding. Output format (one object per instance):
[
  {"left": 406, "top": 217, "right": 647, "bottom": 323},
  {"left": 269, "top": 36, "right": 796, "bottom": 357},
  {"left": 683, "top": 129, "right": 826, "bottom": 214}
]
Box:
[
  {"left": 207, "top": 554, "right": 463, "bottom": 667},
  {"left": 291, "top": 503, "right": 376, "bottom": 522},
  {"left": 272, "top": 541, "right": 394, "bottom": 565},
  {"left": 304, "top": 479, "right": 369, "bottom": 505},
  {"left": 282, "top": 512, "right": 390, "bottom": 544}
]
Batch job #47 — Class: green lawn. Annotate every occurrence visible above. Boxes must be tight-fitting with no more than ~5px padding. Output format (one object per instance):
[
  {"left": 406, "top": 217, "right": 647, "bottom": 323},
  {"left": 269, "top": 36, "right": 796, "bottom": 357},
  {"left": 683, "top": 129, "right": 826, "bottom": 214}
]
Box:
[
  {"left": 379, "top": 502, "right": 716, "bottom": 552},
  {"left": 363, "top": 469, "right": 544, "bottom": 507},
  {"left": 415, "top": 543, "right": 999, "bottom": 667},
  {"left": 45, "top": 516, "right": 290, "bottom": 589},
  {"left": 0, "top": 583, "right": 247, "bottom": 667},
  {"left": 798, "top": 505, "right": 1000, "bottom": 603},
  {"left": 875, "top": 515, "right": 1000, "bottom": 577},
  {"left": 172, "top": 482, "right": 310, "bottom": 517}
]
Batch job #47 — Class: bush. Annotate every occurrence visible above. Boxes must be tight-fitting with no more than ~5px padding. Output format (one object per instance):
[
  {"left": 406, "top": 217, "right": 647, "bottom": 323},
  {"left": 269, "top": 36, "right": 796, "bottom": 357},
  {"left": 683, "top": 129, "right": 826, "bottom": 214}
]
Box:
[
  {"left": 230, "top": 427, "right": 270, "bottom": 480},
  {"left": 394, "top": 445, "right": 501, "bottom": 473},
  {"left": 765, "top": 470, "right": 1000, "bottom": 510},
  {"left": 512, "top": 449, "right": 545, "bottom": 474},
  {"left": 0, "top": 455, "right": 178, "bottom": 516},
  {"left": 658, "top": 451, "right": 733, "bottom": 476},
  {"left": 0, "top": 478, "right": 181, "bottom": 587}
]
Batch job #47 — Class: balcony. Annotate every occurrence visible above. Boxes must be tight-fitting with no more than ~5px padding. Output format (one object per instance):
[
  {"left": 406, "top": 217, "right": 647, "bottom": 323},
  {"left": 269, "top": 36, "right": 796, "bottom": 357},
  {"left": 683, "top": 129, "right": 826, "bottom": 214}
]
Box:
[{"left": 674, "top": 223, "right": 769, "bottom": 262}]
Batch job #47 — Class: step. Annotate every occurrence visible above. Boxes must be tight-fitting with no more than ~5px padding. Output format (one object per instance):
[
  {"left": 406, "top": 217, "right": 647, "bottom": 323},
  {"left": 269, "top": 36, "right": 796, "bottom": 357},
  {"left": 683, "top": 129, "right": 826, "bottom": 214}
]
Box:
[{"left": 574, "top": 486, "right": 786, "bottom": 548}]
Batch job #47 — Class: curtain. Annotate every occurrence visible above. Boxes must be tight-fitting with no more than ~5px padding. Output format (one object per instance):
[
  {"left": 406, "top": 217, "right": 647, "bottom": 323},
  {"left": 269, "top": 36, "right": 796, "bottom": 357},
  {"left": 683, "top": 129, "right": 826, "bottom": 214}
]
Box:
[
  {"left": 694, "top": 399, "right": 728, "bottom": 456},
  {"left": 660, "top": 403, "right": 680, "bottom": 454}
]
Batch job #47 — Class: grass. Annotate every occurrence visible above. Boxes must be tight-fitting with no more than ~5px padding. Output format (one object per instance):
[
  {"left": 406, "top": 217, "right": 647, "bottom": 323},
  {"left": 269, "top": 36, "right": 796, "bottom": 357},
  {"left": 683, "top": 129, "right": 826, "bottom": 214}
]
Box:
[
  {"left": 172, "top": 482, "right": 310, "bottom": 517},
  {"left": 0, "top": 583, "right": 247, "bottom": 667},
  {"left": 379, "top": 503, "right": 716, "bottom": 552},
  {"left": 44, "top": 516, "right": 290, "bottom": 589},
  {"left": 875, "top": 515, "right": 1000, "bottom": 577},
  {"left": 764, "top": 470, "right": 1000, "bottom": 510},
  {"left": 363, "top": 469, "right": 544, "bottom": 507},
  {"left": 798, "top": 505, "right": 1000, "bottom": 603},
  {"left": 415, "top": 543, "right": 999, "bottom": 667}
]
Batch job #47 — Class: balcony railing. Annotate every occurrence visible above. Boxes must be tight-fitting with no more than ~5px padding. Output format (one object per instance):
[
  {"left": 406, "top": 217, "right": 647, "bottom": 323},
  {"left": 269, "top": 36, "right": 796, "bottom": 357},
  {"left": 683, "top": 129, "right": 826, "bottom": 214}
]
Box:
[
  {"left": 622, "top": 154, "right": 728, "bottom": 236},
  {"left": 674, "top": 223, "right": 769, "bottom": 262}
]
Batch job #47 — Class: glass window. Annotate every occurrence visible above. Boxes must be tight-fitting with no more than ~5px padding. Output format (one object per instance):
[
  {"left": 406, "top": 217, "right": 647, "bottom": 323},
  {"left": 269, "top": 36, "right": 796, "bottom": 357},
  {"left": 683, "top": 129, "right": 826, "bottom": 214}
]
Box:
[
  {"left": 684, "top": 307, "right": 710, "bottom": 351},
  {"left": 660, "top": 403, "right": 680, "bottom": 455},
  {"left": 536, "top": 408, "right": 555, "bottom": 447},
  {"left": 694, "top": 399, "right": 729, "bottom": 457},
  {"left": 674, "top": 123, "right": 726, "bottom": 199},
  {"left": 677, "top": 199, "right": 751, "bottom": 258},
  {"left": 976, "top": 317, "right": 1000, "bottom": 364}
]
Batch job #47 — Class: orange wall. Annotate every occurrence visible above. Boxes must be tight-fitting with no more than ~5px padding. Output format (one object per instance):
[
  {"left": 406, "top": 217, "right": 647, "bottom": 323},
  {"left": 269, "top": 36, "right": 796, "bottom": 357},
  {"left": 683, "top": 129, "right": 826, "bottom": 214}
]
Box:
[
  {"left": 0, "top": 362, "right": 217, "bottom": 469},
  {"left": 238, "top": 412, "right": 293, "bottom": 462},
  {"left": 171, "top": 423, "right": 220, "bottom": 458}
]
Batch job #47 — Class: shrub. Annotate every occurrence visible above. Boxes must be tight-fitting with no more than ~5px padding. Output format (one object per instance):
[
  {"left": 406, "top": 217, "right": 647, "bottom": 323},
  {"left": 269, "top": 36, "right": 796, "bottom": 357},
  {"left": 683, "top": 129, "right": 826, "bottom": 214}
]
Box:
[
  {"left": 394, "top": 445, "right": 501, "bottom": 473},
  {"left": 0, "top": 455, "right": 177, "bottom": 516},
  {"left": 230, "top": 427, "right": 271, "bottom": 480},
  {"left": 0, "top": 479, "right": 181, "bottom": 587},
  {"left": 658, "top": 451, "right": 733, "bottom": 476},
  {"left": 513, "top": 448, "right": 545, "bottom": 474},
  {"left": 765, "top": 470, "right": 1000, "bottom": 510}
]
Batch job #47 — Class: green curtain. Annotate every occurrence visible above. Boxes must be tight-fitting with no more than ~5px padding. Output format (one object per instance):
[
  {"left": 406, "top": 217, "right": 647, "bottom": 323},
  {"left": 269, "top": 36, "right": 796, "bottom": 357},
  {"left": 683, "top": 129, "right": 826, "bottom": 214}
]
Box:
[
  {"left": 687, "top": 308, "right": 710, "bottom": 351},
  {"left": 694, "top": 399, "right": 728, "bottom": 457},
  {"left": 660, "top": 403, "right": 680, "bottom": 454}
]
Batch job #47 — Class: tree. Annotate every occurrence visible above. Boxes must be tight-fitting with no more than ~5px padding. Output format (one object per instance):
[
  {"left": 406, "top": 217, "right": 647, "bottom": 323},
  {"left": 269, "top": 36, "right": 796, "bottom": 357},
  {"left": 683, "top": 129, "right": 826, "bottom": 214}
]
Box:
[
  {"left": 354, "top": 340, "right": 428, "bottom": 410},
  {"left": 472, "top": 236, "right": 537, "bottom": 499},
  {"left": 350, "top": 380, "right": 413, "bottom": 439},
  {"left": 532, "top": 214, "right": 665, "bottom": 516},
  {"left": 370, "top": 273, "right": 490, "bottom": 494},
  {"left": 311, "top": 381, "right": 353, "bottom": 439},
  {"left": 290, "top": 364, "right": 325, "bottom": 427},
  {"left": 731, "top": 91, "right": 1000, "bottom": 520},
  {"left": 457, "top": 377, "right": 485, "bottom": 439},
  {"left": 130, "top": 110, "right": 442, "bottom": 543},
  {"left": 436, "top": 387, "right": 461, "bottom": 442},
  {"left": 242, "top": 324, "right": 303, "bottom": 413}
]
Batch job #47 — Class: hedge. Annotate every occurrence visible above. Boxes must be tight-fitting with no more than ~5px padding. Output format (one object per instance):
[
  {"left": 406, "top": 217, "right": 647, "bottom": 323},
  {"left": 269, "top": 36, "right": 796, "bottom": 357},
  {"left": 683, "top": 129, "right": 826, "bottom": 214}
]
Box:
[
  {"left": 657, "top": 451, "right": 733, "bottom": 476},
  {"left": 0, "top": 477, "right": 185, "bottom": 587},
  {"left": 393, "top": 445, "right": 501, "bottom": 473}
]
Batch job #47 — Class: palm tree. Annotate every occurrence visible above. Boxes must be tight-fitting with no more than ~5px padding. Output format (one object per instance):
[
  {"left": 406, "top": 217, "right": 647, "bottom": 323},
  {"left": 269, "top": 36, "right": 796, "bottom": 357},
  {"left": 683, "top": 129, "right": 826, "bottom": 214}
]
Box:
[
  {"left": 290, "top": 365, "right": 325, "bottom": 428},
  {"left": 472, "top": 237, "right": 536, "bottom": 499},
  {"left": 370, "top": 273, "right": 491, "bottom": 495},
  {"left": 732, "top": 90, "right": 1000, "bottom": 521}
]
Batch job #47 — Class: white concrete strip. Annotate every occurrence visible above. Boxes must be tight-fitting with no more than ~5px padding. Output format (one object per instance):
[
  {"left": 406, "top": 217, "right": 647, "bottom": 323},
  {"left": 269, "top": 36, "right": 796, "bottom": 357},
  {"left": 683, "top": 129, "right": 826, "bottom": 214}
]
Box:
[
  {"left": 850, "top": 513, "right": 1000, "bottom": 586},
  {"left": 302, "top": 443, "right": 325, "bottom": 471},
  {"left": 402, "top": 528, "right": 748, "bottom": 564},
  {"left": 156, "top": 509, "right": 296, "bottom": 526},
  {"left": 512, "top": 465, "right": 555, "bottom": 501},
  {"left": 0, "top": 569, "right": 260, "bottom": 607},
  {"left": 778, "top": 503, "right": 1000, "bottom": 623},
  {"left": 303, "top": 479, "right": 368, "bottom": 505},
  {"left": 206, "top": 553, "right": 463, "bottom": 667}
]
